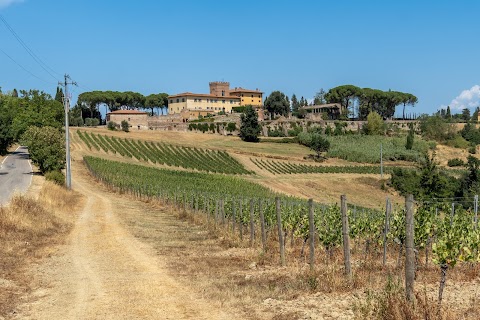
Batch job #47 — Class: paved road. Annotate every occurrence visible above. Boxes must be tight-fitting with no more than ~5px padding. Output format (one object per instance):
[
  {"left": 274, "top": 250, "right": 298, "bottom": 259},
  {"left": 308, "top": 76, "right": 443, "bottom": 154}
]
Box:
[{"left": 0, "top": 146, "right": 33, "bottom": 206}]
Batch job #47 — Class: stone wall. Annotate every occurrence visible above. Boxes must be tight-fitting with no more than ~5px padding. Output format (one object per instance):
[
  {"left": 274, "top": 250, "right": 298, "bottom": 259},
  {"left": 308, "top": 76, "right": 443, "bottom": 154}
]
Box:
[{"left": 109, "top": 114, "right": 148, "bottom": 130}]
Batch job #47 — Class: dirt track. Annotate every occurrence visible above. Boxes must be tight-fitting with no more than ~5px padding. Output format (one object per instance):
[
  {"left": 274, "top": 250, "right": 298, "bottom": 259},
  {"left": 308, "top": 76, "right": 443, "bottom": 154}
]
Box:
[{"left": 14, "top": 166, "right": 232, "bottom": 320}]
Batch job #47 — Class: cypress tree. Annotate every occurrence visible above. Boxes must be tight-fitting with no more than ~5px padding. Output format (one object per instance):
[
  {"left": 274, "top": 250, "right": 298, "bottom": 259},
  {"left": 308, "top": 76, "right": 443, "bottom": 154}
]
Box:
[
  {"left": 240, "top": 106, "right": 261, "bottom": 142},
  {"left": 55, "top": 87, "right": 64, "bottom": 103}
]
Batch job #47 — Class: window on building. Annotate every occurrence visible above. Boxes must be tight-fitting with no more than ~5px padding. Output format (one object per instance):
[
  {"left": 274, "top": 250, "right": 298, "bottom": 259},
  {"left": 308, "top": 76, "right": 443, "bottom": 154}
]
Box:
[
  {"left": 222, "top": 100, "right": 225, "bottom": 104},
  {"left": 251, "top": 94, "right": 254, "bottom": 98},
  {"left": 241, "top": 94, "right": 244, "bottom": 97},
  {"left": 182, "top": 98, "right": 185, "bottom": 102},
  {"left": 222, "top": 90, "right": 225, "bottom": 96},
  {"left": 194, "top": 99, "right": 197, "bottom": 102},
  {"left": 252, "top": 99, "right": 254, "bottom": 103},
  {"left": 199, "top": 99, "right": 202, "bottom": 102},
  {"left": 176, "top": 98, "right": 179, "bottom": 103},
  {"left": 170, "top": 99, "right": 173, "bottom": 104}
]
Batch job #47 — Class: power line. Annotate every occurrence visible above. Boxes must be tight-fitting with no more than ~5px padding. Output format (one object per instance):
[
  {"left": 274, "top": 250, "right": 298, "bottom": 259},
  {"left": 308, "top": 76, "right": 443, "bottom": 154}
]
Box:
[
  {"left": 0, "top": 46, "right": 54, "bottom": 85},
  {"left": 0, "top": 14, "right": 61, "bottom": 82}
]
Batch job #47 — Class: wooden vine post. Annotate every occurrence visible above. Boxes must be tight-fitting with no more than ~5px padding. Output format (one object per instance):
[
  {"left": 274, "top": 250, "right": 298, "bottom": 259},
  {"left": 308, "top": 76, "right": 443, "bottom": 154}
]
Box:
[
  {"left": 259, "top": 199, "right": 267, "bottom": 253},
  {"left": 308, "top": 198, "right": 315, "bottom": 271},
  {"left": 405, "top": 194, "right": 415, "bottom": 303},
  {"left": 249, "top": 199, "right": 255, "bottom": 246},
  {"left": 232, "top": 199, "right": 236, "bottom": 233},
  {"left": 383, "top": 197, "right": 391, "bottom": 266},
  {"left": 239, "top": 200, "right": 243, "bottom": 240},
  {"left": 221, "top": 199, "right": 225, "bottom": 225},
  {"left": 276, "top": 197, "right": 286, "bottom": 266},
  {"left": 341, "top": 195, "right": 351, "bottom": 279}
]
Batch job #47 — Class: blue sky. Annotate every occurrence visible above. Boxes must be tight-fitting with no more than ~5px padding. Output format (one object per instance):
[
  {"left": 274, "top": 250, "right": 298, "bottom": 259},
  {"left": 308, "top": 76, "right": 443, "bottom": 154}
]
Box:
[{"left": 1, "top": 0, "right": 479, "bottom": 117}]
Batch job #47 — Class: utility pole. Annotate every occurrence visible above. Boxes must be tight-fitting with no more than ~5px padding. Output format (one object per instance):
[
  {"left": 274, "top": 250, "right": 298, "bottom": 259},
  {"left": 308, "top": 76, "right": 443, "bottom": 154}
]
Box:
[{"left": 59, "top": 74, "right": 77, "bottom": 190}]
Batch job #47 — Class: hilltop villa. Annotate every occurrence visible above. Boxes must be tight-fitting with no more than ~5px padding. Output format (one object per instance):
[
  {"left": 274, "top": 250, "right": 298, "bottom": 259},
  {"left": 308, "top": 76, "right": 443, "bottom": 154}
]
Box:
[{"left": 168, "top": 82, "right": 263, "bottom": 115}]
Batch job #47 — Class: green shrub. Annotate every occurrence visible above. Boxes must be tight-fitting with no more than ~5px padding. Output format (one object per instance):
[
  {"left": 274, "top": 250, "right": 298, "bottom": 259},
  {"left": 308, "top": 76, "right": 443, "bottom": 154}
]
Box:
[
  {"left": 45, "top": 170, "right": 65, "bottom": 186},
  {"left": 70, "top": 117, "right": 84, "bottom": 127},
  {"left": 297, "top": 132, "right": 313, "bottom": 146},
  {"left": 232, "top": 106, "right": 247, "bottom": 113},
  {"left": 107, "top": 121, "right": 117, "bottom": 131},
  {"left": 419, "top": 115, "right": 455, "bottom": 142},
  {"left": 199, "top": 123, "right": 209, "bottom": 133},
  {"left": 363, "top": 112, "right": 385, "bottom": 135},
  {"left": 20, "top": 126, "right": 65, "bottom": 173},
  {"left": 226, "top": 122, "right": 237, "bottom": 132},
  {"left": 405, "top": 123, "right": 414, "bottom": 150},
  {"left": 445, "top": 135, "right": 470, "bottom": 149},
  {"left": 334, "top": 121, "right": 347, "bottom": 136},
  {"left": 268, "top": 128, "right": 286, "bottom": 137},
  {"left": 308, "top": 126, "right": 323, "bottom": 134},
  {"left": 447, "top": 158, "right": 465, "bottom": 167},
  {"left": 287, "top": 125, "right": 303, "bottom": 137},
  {"left": 297, "top": 132, "right": 330, "bottom": 159},
  {"left": 121, "top": 120, "right": 129, "bottom": 132},
  {"left": 84, "top": 118, "right": 100, "bottom": 127},
  {"left": 324, "top": 125, "right": 333, "bottom": 135}
]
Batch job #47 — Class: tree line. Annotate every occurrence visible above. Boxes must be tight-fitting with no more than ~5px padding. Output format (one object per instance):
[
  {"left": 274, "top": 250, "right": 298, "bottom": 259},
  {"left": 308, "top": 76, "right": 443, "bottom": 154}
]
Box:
[
  {"left": 0, "top": 89, "right": 66, "bottom": 182},
  {"left": 263, "top": 85, "right": 417, "bottom": 120},
  {"left": 76, "top": 91, "right": 169, "bottom": 118}
]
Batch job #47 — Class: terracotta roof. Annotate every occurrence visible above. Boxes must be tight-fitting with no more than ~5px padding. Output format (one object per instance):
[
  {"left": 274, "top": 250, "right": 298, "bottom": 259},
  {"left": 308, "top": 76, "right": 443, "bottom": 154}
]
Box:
[
  {"left": 168, "top": 92, "right": 241, "bottom": 100},
  {"left": 107, "top": 110, "right": 148, "bottom": 115},
  {"left": 230, "top": 87, "right": 263, "bottom": 94}
]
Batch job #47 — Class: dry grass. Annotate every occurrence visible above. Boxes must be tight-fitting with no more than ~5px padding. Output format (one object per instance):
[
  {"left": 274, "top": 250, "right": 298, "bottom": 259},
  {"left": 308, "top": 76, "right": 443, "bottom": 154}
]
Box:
[{"left": 0, "top": 182, "right": 82, "bottom": 317}]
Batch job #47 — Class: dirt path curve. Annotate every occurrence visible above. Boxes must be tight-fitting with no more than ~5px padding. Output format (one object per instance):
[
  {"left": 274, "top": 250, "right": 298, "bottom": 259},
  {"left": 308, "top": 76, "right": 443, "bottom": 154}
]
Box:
[{"left": 14, "top": 168, "right": 232, "bottom": 320}]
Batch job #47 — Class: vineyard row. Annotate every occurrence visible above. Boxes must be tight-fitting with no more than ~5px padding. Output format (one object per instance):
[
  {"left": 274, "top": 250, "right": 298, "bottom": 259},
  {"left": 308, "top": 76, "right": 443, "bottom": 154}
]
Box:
[
  {"left": 84, "top": 155, "right": 480, "bottom": 292},
  {"left": 250, "top": 158, "right": 395, "bottom": 175},
  {"left": 76, "top": 130, "right": 250, "bottom": 175}
]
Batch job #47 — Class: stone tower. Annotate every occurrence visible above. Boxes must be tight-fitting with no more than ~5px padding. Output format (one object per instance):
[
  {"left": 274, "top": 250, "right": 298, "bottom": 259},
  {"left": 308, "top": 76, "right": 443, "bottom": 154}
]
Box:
[{"left": 209, "top": 81, "right": 230, "bottom": 97}]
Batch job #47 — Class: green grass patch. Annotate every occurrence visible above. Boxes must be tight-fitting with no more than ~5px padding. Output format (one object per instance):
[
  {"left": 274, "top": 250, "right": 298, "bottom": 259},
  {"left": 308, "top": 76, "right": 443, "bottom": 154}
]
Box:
[{"left": 325, "top": 135, "right": 435, "bottom": 164}]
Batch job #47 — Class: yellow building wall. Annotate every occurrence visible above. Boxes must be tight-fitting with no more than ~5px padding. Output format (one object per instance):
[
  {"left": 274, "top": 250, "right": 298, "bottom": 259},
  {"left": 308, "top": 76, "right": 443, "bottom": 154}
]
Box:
[
  {"left": 168, "top": 96, "right": 240, "bottom": 114},
  {"left": 168, "top": 99, "right": 188, "bottom": 113},
  {"left": 230, "top": 92, "right": 263, "bottom": 106}
]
